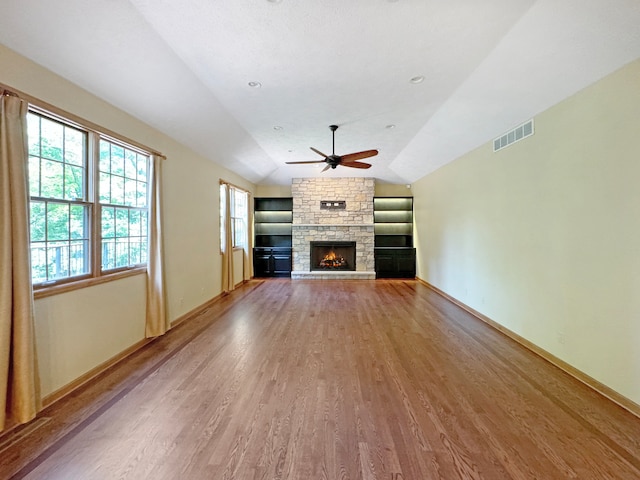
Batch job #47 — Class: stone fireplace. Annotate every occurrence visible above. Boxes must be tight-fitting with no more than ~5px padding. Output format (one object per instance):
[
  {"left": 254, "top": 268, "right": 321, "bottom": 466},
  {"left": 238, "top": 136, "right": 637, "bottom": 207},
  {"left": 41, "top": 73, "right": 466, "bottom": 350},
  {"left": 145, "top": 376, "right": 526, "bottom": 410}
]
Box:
[{"left": 291, "top": 177, "right": 375, "bottom": 280}]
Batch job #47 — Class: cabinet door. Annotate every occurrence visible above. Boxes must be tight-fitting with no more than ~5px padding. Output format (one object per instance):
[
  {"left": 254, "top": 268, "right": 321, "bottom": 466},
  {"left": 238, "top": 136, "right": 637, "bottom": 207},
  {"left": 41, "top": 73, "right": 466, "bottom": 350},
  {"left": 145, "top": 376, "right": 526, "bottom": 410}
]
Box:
[
  {"left": 396, "top": 253, "right": 416, "bottom": 277},
  {"left": 375, "top": 253, "right": 395, "bottom": 275},
  {"left": 272, "top": 253, "right": 292, "bottom": 276},
  {"left": 253, "top": 252, "right": 272, "bottom": 277}
]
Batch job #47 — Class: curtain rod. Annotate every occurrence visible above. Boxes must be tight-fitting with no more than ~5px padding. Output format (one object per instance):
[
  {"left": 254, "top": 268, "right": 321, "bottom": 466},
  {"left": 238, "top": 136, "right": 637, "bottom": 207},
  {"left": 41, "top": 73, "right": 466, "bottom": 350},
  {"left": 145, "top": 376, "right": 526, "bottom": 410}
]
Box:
[{"left": 220, "top": 179, "right": 251, "bottom": 194}]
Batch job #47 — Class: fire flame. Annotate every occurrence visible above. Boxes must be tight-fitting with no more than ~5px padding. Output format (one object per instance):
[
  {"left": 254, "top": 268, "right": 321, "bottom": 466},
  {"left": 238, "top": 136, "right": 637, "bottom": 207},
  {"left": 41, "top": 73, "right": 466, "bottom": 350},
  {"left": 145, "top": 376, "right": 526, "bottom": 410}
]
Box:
[{"left": 322, "top": 251, "right": 337, "bottom": 261}]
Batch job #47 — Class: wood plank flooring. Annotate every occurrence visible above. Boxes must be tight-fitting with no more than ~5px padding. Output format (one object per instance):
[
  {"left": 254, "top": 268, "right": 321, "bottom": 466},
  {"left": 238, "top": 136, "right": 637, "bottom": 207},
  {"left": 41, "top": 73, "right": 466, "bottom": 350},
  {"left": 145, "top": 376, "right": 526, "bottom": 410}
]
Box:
[{"left": 2, "top": 279, "right": 640, "bottom": 479}]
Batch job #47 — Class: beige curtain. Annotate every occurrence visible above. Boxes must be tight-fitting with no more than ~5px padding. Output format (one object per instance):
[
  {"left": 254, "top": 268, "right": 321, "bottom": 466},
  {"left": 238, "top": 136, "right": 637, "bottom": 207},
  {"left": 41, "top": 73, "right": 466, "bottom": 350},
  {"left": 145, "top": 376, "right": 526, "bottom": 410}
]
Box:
[
  {"left": 145, "top": 155, "right": 168, "bottom": 338},
  {"left": 244, "top": 193, "right": 253, "bottom": 281},
  {"left": 221, "top": 183, "right": 234, "bottom": 293},
  {"left": 0, "top": 93, "right": 41, "bottom": 431}
]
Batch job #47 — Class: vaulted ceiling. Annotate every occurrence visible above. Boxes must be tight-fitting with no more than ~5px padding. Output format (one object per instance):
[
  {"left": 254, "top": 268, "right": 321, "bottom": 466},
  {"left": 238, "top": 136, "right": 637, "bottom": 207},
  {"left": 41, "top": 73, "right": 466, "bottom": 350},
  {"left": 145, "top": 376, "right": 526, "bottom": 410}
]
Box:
[{"left": 1, "top": 1, "right": 639, "bottom": 185}]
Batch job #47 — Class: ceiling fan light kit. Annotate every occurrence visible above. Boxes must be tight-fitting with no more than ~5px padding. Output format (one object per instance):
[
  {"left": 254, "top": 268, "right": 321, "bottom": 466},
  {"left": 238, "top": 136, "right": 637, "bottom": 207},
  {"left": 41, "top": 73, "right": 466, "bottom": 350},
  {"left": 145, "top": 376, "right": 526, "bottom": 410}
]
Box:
[{"left": 285, "top": 125, "right": 378, "bottom": 172}]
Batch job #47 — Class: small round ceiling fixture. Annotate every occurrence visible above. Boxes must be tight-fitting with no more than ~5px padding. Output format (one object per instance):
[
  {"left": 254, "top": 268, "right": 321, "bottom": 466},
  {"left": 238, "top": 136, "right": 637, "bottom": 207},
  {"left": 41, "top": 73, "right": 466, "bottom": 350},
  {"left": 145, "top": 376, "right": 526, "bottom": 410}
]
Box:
[
  {"left": 248, "top": 81, "right": 262, "bottom": 88},
  {"left": 385, "top": 124, "right": 396, "bottom": 129},
  {"left": 273, "top": 126, "right": 283, "bottom": 131},
  {"left": 409, "top": 75, "right": 425, "bottom": 84},
  {"left": 267, "top": 0, "right": 282, "bottom": 3}
]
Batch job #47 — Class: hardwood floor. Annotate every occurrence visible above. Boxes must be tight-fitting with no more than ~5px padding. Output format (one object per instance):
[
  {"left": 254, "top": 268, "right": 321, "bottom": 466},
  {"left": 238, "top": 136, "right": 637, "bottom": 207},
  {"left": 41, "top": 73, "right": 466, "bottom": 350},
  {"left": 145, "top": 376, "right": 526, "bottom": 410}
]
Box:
[{"left": 2, "top": 279, "right": 640, "bottom": 479}]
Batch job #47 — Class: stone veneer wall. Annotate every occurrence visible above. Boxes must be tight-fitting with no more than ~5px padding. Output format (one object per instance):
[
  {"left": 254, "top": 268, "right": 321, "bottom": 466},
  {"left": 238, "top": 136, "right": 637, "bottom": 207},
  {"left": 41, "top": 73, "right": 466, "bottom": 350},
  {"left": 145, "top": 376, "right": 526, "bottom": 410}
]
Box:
[{"left": 291, "top": 177, "right": 375, "bottom": 274}]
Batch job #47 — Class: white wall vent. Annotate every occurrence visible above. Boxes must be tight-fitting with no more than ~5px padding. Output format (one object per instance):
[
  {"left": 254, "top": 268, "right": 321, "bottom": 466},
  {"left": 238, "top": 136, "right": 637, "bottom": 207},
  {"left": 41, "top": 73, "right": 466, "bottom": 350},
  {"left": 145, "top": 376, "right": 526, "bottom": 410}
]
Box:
[{"left": 493, "top": 119, "right": 534, "bottom": 152}]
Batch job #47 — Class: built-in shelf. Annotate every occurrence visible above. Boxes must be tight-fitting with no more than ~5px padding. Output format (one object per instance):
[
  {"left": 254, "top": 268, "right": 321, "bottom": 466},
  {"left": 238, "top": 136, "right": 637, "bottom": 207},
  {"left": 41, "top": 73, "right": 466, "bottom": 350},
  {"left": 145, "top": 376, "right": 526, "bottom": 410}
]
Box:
[
  {"left": 254, "top": 197, "right": 293, "bottom": 277},
  {"left": 373, "top": 197, "right": 415, "bottom": 278},
  {"left": 373, "top": 197, "right": 413, "bottom": 248}
]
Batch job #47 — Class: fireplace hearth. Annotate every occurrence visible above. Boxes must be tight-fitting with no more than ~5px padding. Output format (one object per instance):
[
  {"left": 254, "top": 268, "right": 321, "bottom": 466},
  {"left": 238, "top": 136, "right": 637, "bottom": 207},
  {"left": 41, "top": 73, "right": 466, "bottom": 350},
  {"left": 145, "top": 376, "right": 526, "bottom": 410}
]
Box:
[{"left": 310, "top": 241, "right": 356, "bottom": 271}]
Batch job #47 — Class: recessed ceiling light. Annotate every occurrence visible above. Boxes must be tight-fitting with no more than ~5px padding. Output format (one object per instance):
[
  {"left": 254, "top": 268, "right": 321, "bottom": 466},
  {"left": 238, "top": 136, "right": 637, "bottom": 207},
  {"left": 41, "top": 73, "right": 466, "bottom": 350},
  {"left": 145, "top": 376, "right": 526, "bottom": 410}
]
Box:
[
  {"left": 267, "top": 0, "right": 282, "bottom": 3},
  {"left": 385, "top": 124, "right": 396, "bottom": 129},
  {"left": 409, "top": 75, "right": 425, "bottom": 84},
  {"left": 273, "top": 126, "right": 283, "bottom": 130},
  {"left": 248, "top": 81, "right": 262, "bottom": 88}
]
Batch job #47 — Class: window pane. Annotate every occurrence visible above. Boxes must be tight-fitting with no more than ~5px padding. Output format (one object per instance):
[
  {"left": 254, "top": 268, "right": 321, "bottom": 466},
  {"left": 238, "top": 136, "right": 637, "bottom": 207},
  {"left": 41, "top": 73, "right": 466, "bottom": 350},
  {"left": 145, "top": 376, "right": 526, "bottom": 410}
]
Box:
[
  {"left": 29, "top": 157, "right": 41, "bottom": 197},
  {"left": 41, "top": 159, "right": 64, "bottom": 198},
  {"left": 140, "top": 211, "right": 147, "bottom": 239},
  {"left": 99, "top": 140, "right": 111, "bottom": 172},
  {"left": 102, "top": 240, "right": 115, "bottom": 270},
  {"left": 70, "top": 204, "right": 87, "bottom": 240},
  {"left": 69, "top": 241, "right": 89, "bottom": 276},
  {"left": 64, "top": 128, "right": 84, "bottom": 166},
  {"left": 102, "top": 207, "right": 115, "bottom": 238},
  {"left": 140, "top": 240, "right": 148, "bottom": 264},
  {"left": 27, "top": 113, "right": 41, "bottom": 157},
  {"left": 130, "top": 239, "right": 141, "bottom": 265},
  {"left": 112, "top": 175, "right": 125, "bottom": 205},
  {"left": 47, "top": 203, "right": 69, "bottom": 241},
  {"left": 48, "top": 241, "right": 69, "bottom": 279},
  {"left": 125, "top": 150, "right": 137, "bottom": 178},
  {"left": 129, "top": 210, "right": 141, "bottom": 237},
  {"left": 99, "top": 172, "right": 111, "bottom": 203},
  {"left": 111, "top": 145, "right": 125, "bottom": 175},
  {"left": 31, "top": 244, "right": 47, "bottom": 283},
  {"left": 40, "top": 118, "right": 64, "bottom": 161},
  {"left": 137, "top": 154, "right": 147, "bottom": 179},
  {"left": 64, "top": 164, "right": 84, "bottom": 200},
  {"left": 115, "top": 208, "right": 129, "bottom": 237},
  {"left": 137, "top": 181, "right": 147, "bottom": 208},
  {"left": 116, "top": 238, "right": 129, "bottom": 268},
  {"left": 30, "top": 202, "right": 46, "bottom": 242},
  {"left": 124, "top": 178, "right": 137, "bottom": 206}
]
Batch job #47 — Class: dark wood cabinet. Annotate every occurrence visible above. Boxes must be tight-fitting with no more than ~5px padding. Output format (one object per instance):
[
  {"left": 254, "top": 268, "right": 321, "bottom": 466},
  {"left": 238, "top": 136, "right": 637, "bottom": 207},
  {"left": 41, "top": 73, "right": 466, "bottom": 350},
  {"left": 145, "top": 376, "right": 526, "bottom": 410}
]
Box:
[
  {"left": 374, "top": 197, "right": 416, "bottom": 278},
  {"left": 254, "top": 197, "right": 293, "bottom": 277},
  {"left": 253, "top": 247, "right": 292, "bottom": 277},
  {"left": 374, "top": 247, "right": 416, "bottom": 278}
]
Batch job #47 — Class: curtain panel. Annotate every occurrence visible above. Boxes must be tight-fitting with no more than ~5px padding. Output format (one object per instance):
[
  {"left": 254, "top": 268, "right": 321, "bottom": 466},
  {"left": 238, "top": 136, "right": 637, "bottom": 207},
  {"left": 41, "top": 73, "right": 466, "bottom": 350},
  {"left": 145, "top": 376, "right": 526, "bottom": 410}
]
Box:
[
  {"left": 145, "top": 155, "right": 168, "bottom": 338},
  {"left": 0, "top": 93, "right": 41, "bottom": 431},
  {"left": 221, "top": 183, "right": 234, "bottom": 293}
]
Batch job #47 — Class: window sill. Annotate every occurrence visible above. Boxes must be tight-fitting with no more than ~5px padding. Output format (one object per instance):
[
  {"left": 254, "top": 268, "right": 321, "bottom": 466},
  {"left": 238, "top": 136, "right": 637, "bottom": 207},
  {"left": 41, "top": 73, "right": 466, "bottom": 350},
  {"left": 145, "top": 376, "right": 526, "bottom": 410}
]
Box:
[{"left": 33, "top": 267, "right": 146, "bottom": 300}]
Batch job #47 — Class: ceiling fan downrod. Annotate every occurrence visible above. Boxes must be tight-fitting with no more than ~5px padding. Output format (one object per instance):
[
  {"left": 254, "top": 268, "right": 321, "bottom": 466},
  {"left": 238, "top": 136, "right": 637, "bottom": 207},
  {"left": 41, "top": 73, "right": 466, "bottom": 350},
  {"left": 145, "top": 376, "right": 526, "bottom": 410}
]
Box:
[{"left": 329, "top": 125, "right": 338, "bottom": 155}]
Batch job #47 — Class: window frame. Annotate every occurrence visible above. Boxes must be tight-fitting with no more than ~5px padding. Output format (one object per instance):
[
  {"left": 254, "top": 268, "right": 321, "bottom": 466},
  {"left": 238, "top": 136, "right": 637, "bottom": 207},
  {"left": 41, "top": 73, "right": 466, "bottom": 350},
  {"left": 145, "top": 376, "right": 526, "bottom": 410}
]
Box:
[
  {"left": 27, "top": 106, "right": 154, "bottom": 299},
  {"left": 220, "top": 182, "right": 249, "bottom": 253}
]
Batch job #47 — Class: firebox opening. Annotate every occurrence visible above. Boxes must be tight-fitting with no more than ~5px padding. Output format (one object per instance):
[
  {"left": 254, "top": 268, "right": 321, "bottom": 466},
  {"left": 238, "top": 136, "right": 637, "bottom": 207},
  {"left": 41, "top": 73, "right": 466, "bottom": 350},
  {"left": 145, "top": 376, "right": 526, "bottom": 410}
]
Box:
[{"left": 310, "top": 241, "right": 356, "bottom": 271}]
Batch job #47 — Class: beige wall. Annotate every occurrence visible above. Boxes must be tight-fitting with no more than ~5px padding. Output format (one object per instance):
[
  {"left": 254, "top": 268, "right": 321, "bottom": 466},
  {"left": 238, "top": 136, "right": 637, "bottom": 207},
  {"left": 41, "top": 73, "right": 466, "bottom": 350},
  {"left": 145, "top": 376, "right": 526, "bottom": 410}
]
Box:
[
  {"left": 412, "top": 58, "right": 640, "bottom": 405},
  {"left": 255, "top": 184, "right": 292, "bottom": 197},
  {"left": 375, "top": 182, "right": 412, "bottom": 197},
  {"left": 1, "top": 44, "right": 255, "bottom": 397}
]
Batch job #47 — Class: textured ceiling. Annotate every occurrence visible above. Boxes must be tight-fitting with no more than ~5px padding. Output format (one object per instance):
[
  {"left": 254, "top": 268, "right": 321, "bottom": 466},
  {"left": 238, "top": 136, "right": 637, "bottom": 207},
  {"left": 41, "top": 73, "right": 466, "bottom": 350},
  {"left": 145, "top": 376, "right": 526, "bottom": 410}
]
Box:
[{"left": 1, "top": 0, "right": 639, "bottom": 185}]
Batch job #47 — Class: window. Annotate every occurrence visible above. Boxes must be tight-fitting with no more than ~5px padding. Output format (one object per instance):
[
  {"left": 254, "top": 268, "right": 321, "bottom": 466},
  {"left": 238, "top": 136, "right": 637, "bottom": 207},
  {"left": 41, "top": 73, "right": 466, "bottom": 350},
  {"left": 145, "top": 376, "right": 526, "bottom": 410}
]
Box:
[
  {"left": 27, "top": 109, "right": 150, "bottom": 287},
  {"left": 99, "top": 139, "right": 148, "bottom": 270},
  {"left": 220, "top": 183, "right": 248, "bottom": 250}
]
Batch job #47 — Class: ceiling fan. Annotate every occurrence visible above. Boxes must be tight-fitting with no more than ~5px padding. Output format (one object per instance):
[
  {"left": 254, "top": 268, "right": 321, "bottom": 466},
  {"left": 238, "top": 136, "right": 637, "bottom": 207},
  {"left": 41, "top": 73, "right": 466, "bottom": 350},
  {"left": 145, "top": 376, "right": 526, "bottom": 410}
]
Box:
[{"left": 286, "top": 125, "right": 378, "bottom": 172}]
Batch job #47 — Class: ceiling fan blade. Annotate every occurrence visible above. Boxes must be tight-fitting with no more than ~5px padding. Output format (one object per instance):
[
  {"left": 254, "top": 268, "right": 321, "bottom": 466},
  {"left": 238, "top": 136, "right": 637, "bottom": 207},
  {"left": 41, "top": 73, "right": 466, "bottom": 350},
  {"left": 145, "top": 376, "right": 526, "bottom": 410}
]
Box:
[
  {"left": 285, "top": 160, "right": 326, "bottom": 164},
  {"left": 340, "top": 149, "right": 379, "bottom": 162},
  {"left": 341, "top": 161, "right": 371, "bottom": 169},
  {"left": 321, "top": 164, "right": 331, "bottom": 172},
  {"left": 310, "top": 147, "right": 328, "bottom": 158}
]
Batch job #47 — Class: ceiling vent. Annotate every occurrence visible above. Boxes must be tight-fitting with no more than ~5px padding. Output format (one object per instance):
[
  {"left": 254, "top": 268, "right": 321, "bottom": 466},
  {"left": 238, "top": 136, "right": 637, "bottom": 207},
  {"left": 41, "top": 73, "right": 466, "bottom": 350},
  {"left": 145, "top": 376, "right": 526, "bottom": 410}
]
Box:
[{"left": 493, "top": 119, "right": 534, "bottom": 152}]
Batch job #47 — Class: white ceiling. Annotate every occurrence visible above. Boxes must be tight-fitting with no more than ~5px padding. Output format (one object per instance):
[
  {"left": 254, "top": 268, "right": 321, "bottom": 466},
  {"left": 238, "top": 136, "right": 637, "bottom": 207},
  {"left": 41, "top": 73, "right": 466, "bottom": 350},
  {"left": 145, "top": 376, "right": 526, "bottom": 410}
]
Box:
[{"left": 1, "top": 0, "right": 639, "bottom": 185}]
